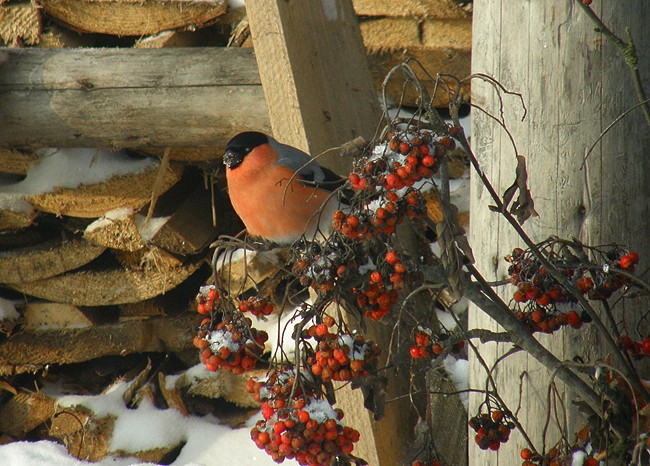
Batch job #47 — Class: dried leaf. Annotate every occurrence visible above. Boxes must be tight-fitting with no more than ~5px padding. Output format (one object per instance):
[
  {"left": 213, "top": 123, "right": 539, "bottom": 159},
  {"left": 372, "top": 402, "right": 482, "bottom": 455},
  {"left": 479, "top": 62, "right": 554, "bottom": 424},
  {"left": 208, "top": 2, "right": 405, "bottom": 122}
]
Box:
[
  {"left": 351, "top": 374, "right": 387, "bottom": 421},
  {"left": 497, "top": 155, "right": 539, "bottom": 224}
]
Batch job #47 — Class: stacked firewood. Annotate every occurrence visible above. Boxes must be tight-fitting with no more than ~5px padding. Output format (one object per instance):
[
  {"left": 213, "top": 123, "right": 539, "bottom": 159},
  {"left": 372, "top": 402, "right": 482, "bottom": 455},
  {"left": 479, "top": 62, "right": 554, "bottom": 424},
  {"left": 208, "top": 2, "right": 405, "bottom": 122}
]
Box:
[{"left": 0, "top": 0, "right": 471, "bottom": 462}]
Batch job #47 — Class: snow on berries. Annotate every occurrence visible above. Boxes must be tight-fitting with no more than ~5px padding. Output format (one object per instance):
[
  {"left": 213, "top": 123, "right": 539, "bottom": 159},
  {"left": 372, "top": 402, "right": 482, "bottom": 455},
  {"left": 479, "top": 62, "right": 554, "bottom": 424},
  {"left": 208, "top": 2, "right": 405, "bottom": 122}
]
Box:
[
  {"left": 246, "top": 368, "right": 361, "bottom": 466},
  {"left": 195, "top": 284, "right": 219, "bottom": 315},
  {"left": 193, "top": 313, "right": 268, "bottom": 374},
  {"left": 303, "top": 321, "right": 381, "bottom": 383}
]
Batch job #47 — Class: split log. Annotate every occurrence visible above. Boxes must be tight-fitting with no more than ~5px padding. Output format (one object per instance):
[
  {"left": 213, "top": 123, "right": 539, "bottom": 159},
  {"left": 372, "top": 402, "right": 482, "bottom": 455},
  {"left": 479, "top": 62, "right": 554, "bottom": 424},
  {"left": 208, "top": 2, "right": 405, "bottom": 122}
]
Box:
[
  {"left": 0, "top": 238, "right": 105, "bottom": 285},
  {"left": 39, "top": 0, "right": 226, "bottom": 36},
  {"left": 0, "top": 1, "right": 42, "bottom": 46},
  {"left": 0, "top": 391, "right": 56, "bottom": 437},
  {"left": 10, "top": 260, "right": 202, "bottom": 306},
  {"left": 150, "top": 185, "right": 234, "bottom": 255},
  {"left": 0, "top": 312, "right": 198, "bottom": 373},
  {"left": 28, "top": 164, "right": 183, "bottom": 218},
  {"left": 84, "top": 209, "right": 146, "bottom": 252},
  {"left": 352, "top": 0, "right": 470, "bottom": 18},
  {"left": 20, "top": 302, "right": 99, "bottom": 331},
  {"left": 0, "top": 201, "right": 36, "bottom": 231},
  {"left": 0, "top": 47, "right": 270, "bottom": 150},
  {"left": 361, "top": 17, "right": 472, "bottom": 107},
  {"left": 0, "top": 149, "right": 39, "bottom": 174},
  {"left": 49, "top": 409, "right": 114, "bottom": 462}
]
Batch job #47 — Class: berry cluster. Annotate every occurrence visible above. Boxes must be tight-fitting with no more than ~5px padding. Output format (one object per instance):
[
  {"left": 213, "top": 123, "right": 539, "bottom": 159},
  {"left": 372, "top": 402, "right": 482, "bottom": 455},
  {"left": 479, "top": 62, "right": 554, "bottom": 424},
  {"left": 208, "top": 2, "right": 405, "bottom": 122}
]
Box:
[
  {"left": 195, "top": 285, "right": 219, "bottom": 315},
  {"left": 409, "top": 327, "right": 464, "bottom": 359},
  {"left": 303, "top": 319, "right": 381, "bottom": 383},
  {"left": 239, "top": 295, "right": 274, "bottom": 317},
  {"left": 293, "top": 248, "right": 357, "bottom": 293},
  {"left": 617, "top": 335, "right": 650, "bottom": 359},
  {"left": 193, "top": 314, "right": 268, "bottom": 373},
  {"left": 513, "top": 308, "right": 588, "bottom": 334},
  {"left": 353, "top": 277, "right": 400, "bottom": 321},
  {"left": 246, "top": 369, "right": 360, "bottom": 466},
  {"left": 468, "top": 410, "right": 514, "bottom": 451}
]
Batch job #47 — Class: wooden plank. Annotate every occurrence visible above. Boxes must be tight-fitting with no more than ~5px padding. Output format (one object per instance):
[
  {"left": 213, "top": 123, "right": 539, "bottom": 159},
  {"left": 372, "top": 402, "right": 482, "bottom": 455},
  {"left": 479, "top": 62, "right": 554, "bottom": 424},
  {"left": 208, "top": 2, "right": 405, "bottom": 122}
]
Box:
[
  {"left": 246, "top": 0, "right": 381, "bottom": 173},
  {"left": 39, "top": 0, "right": 226, "bottom": 36},
  {"left": 246, "top": 2, "right": 412, "bottom": 464},
  {"left": 0, "top": 312, "right": 197, "bottom": 371},
  {"left": 0, "top": 238, "right": 105, "bottom": 285},
  {"left": 469, "top": 1, "right": 650, "bottom": 464},
  {"left": 0, "top": 47, "right": 270, "bottom": 149},
  {"left": 10, "top": 260, "right": 202, "bottom": 306},
  {"left": 0, "top": 1, "right": 42, "bottom": 46}
]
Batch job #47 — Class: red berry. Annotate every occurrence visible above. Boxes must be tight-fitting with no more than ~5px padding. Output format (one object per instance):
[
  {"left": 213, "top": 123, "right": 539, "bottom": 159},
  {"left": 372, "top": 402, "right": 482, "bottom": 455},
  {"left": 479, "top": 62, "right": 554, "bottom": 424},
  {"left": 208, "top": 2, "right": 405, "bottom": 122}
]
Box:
[
  {"left": 628, "top": 251, "right": 639, "bottom": 264},
  {"left": 421, "top": 154, "right": 435, "bottom": 167},
  {"left": 399, "top": 142, "right": 410, "bottom": 154},
  {"left": 619, "top": 255, "right": 633, "bottom": 269},
  {"left": 520, "top": 448, "right": 533, "bottom": 460},
  {"left": 641, "top": 338, "right": 650, "bottom": 355},
  {"left": 410, "top": 346, "right": 421, "bottom": 358},
  {"left": 385, "top": 250, "right": 399, "bottom": 265},
  {"left": 370, "top": 271, "right": 382, "bottom": 283},
  {"left": 566, "top": 311, "right": 581, "bottom": 328}
]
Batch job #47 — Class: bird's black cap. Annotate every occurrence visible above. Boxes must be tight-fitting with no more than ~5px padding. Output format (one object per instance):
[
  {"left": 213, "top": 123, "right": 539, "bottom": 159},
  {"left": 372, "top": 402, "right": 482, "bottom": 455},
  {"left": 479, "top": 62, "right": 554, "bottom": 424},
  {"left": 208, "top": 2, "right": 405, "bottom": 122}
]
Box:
[{"left": 223, "top": 131, "right": 269, "bottom": 169}]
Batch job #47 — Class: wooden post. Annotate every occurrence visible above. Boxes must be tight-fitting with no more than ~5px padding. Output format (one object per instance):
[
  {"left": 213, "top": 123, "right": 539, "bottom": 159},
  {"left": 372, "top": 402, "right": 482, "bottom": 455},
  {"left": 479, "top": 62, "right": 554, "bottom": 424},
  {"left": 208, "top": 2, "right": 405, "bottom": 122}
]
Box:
[
  {"left": 469, "top": 1, "right": 650, "bottom": 464},
  {"left": 245, "top": 2, "right": 413, "bottom": 464},
  {"left": 245, "top": 0, "right": 381, "bottom": 173}
]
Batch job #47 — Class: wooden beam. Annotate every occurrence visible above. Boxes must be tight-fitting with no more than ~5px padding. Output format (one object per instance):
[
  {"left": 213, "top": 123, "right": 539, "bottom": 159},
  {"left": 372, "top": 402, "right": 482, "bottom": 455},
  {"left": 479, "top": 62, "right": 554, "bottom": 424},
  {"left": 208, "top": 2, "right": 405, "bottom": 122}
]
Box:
[
  {"left": 246, "top": 2, "right": 413, "bottom": 464},
  {"left": 0, "top": 47, "right": 270, "bottom": 150},
  {"left": 246, "top": 0, "right": 381, "bottom": 173}
]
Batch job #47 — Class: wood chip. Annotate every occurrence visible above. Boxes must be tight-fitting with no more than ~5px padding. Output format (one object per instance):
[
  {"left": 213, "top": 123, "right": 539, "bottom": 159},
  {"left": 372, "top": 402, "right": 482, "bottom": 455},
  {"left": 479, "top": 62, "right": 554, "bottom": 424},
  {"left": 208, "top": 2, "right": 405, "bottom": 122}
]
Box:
[
  {"left": 0, "top": 206, "right": 36, "bottom": 231},
  {"left": 216, "top": 248, "right": 287, "bottom": 296},
  {"left": 0, "top": 238, "right": 106, "bottom": 285},
  {"left": 29, "top": 164, "right": 183, "bottom": 218},
  {"left": 50, "top": 408, "right": 113, "bottom": 462},
  {"left": 10, "top": 260, "right": 201, "bottom": 306},
  {"left": 39, "top": 0, "right": 227, "bottom": 36}
]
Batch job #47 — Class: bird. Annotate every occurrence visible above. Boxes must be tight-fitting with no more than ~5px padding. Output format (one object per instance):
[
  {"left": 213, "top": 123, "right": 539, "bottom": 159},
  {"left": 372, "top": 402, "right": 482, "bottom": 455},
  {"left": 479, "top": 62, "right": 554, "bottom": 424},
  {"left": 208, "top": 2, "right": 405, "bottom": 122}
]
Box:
[{"left": 223, "top": 131, "right": 345, "bottom": 245}]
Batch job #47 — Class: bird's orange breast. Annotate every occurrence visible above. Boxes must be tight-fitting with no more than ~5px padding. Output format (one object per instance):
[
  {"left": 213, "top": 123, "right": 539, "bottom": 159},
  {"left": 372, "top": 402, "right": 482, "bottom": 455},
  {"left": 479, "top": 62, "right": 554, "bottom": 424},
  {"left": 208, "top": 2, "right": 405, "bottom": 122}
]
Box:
[{"left": 226, "top": 144, "right": 335, "bottom": 243}]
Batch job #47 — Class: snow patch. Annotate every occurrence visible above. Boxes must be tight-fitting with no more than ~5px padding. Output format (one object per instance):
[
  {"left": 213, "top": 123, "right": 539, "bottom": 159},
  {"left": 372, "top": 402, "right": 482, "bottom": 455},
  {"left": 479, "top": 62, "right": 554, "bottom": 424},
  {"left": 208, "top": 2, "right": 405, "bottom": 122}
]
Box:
[
  {"left": 0, "top": 297, "right": 20, "bottom": 321},
  {"left": 1, "top": 148, "right": 155, "bottom": 195}
]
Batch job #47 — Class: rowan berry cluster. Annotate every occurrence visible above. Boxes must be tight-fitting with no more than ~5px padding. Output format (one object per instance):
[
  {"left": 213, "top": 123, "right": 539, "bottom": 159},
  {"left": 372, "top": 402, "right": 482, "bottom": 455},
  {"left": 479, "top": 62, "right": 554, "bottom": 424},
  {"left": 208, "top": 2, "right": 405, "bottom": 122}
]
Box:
[
  {"left": 513, "top": 308, "right": 587, "bottom": 334},
  {"left": 303, "top": 319, "right": 381, "bottom": 383},
  {"left": 193, "top": 314, "right": 268, "bottom": 373},
  {"left": 409, "top": 327, "right": 464, "bottom": 359},
  {"left": 292, "top": 246, "right": 357, "bottom": 292},
  {"left": 617, "top": 335, "right": 650, "bottom": 359},
  {"left": 468, "top": 410, "right": 515, "bottom": 451},
  {"left": 195, "top": 285, "right": 219, "bottom": 315},
  {"left": 246, "top": 369, "right": 360, "bottom": 466},
  {"left": 239, "top": 295, "right": 274, "bottom": 317}
]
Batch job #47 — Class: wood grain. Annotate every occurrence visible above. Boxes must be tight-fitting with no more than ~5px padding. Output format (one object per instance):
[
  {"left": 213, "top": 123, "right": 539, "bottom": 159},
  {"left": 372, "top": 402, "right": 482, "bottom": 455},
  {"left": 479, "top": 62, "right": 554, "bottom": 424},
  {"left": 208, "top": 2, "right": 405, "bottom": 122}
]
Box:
[
  {"left": 468, "top": 2, "right": 650, "bottom": 464},
  {"left": 0, "top": 47, "right": 270, "bottom": 149}
]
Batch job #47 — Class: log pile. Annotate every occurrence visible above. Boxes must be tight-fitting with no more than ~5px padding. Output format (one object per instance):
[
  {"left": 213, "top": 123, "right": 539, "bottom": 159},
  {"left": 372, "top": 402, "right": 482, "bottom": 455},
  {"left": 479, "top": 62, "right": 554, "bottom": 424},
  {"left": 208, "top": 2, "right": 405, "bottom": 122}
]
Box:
[{"left": 0, "top": 0, "right": 472, "bottom": 462}]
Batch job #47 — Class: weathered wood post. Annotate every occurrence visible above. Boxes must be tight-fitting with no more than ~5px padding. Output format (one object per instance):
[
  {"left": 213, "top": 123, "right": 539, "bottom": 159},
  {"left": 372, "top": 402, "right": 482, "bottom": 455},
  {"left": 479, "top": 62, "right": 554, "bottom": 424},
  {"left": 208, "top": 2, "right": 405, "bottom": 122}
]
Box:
[{"left": 469, "top": 1, "right": 650, "bottom": 464}]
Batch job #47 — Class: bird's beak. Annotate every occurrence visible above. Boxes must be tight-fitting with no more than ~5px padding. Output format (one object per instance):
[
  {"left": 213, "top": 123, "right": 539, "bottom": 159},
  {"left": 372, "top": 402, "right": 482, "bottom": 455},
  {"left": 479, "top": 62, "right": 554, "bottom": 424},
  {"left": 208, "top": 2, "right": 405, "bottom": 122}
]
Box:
[{"left": 223, "top": 149, "right": 244, "bottom": 169}]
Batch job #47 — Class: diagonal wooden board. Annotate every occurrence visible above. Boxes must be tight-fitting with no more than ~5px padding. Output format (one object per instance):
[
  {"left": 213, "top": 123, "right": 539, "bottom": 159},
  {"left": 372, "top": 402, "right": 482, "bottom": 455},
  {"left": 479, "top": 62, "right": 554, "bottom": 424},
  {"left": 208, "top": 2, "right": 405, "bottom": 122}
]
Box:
[{"left": 246, "top": 1, "right": 411, "bottom": 464}]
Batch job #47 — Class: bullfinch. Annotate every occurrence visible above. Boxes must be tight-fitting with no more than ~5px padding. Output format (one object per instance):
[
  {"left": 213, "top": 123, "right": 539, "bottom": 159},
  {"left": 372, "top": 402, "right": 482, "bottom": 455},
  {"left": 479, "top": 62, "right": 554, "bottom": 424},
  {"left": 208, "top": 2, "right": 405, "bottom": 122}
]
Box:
[{"left": 223, "top": 131, "right": 345, "bottom": 244}]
